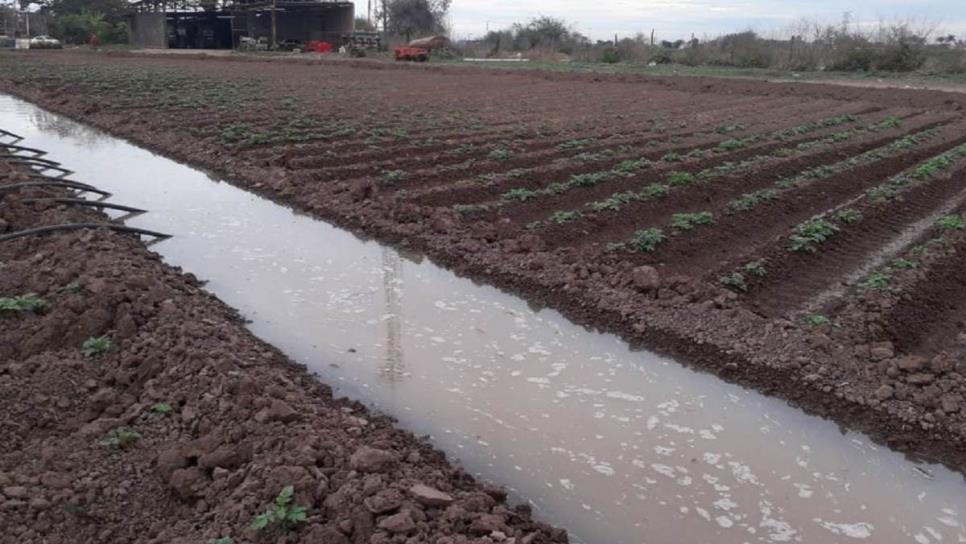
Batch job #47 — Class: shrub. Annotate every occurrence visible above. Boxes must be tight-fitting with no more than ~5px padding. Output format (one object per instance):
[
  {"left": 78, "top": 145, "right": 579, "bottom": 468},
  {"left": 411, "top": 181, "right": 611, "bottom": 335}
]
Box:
[
  {"left": 631, "top": 228, "right": 666, "bottom": 252},
  {"left": 0, "top": 294, "right": 50, "bottom": 314},
  {"left": 600, "top": 47, "right": 620, "bottom": 63},
  {"left": 250, "top": 486, "right": 307, "bottom": 532}
]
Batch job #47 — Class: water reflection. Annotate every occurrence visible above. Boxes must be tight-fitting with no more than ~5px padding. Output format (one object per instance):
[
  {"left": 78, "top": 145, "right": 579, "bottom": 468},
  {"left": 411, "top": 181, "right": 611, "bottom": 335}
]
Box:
[{"left": 2, "top": 94, "right": 964, "bottom": 544}]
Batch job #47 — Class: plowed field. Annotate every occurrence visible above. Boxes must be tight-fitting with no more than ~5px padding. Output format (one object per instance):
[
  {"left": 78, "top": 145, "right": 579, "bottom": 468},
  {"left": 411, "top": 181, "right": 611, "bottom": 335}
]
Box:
[{"left": 3, "top": 50, "right": 966, "bottom": 473}]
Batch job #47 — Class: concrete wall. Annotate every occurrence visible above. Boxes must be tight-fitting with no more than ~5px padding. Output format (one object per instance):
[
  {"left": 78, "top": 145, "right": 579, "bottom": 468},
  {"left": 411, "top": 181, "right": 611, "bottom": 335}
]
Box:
[{"left": 128, "top": 13, "right": 167, "bottom": 48}]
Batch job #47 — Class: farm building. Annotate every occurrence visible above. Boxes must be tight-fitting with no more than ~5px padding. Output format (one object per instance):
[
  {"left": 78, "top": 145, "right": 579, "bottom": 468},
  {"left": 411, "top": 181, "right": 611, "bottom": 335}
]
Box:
[{"left": 127, "top": 0, "right": 353, "bottom": 49}]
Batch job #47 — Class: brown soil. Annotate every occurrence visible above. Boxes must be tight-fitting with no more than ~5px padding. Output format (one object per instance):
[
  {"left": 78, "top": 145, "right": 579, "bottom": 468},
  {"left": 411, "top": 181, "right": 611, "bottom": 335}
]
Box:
[
  {"left": 3, "top": 49, "right": 966, "bottom": 478},
  {"left": 0, "top": 162, "right": 567, "bottom": 542}
]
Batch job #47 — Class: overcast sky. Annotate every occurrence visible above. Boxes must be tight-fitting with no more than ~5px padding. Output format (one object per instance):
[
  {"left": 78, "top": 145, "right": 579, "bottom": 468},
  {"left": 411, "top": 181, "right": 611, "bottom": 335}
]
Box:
[{"left": 353, "top": 0, "right": 966, "bottom": 42}]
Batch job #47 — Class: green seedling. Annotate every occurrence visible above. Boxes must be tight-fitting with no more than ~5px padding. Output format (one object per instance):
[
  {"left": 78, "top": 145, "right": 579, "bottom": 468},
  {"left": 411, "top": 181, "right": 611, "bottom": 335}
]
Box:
[
  {"left": 503, "top": 188, "right": 537, "bottom": 201},
  {"left": 832, "top": 208, "right": 863, "bottom": 225},
  {"left": 62, "top": 281, "right": 84, "bottom": 294},
  {"left": 803, "top": 314, "right": 833, "bottom": 328},
  {"left": 631, "top": 228, "right": 667, "bottom": 252},
  {"left": 207, "top": 538, "right": 234, "bottom": 544},
  {"left": 613, "top": 158, "right": 650, "bottom": 174},
  {"left": 250, "top": 486, "right": 307, "bottom": 532},
  {"left": 150, "top": 403, "right": 173, "bottom": 414},
  {"left": 550, "top": 210, "right": 583, "bottom": 224},
  {"left": 569, "top": 172, "right": 611, "bottom": 187},
  {"left": 719, "top": 272, "right": 748, "bottom": 292},
  {"left": 382, "top": 170, "right": 408, "bottom": 184},
  {"left": 557, "top": 139, "right": 592, "bottom": 150},
  {"left": 662, "top": 152, "right": 681, "bottom": 162},
  {"left": 859, "top": 271, "right": 892, "bottom": 291},
  {"left": 0, "top": 294, "right": 50, "bottom": 314},
  {"left": 743, "top": 260, "right": 768, "bottom": 277},
  {"left": 788, "top": 218, "right": 839, "bottom": 252},
  {"left": 488, "top": 148, "right": 513, "bottom": 161},
  {"left": 99, "top": 428, "right": 141, "bottom": 449},
  {"left": 936, "top": 214, "right": 965, "bottom": 231},
  {"left": 667, "top": 171, "right": 695, "bottom": 186},
  {"left": 82, "top": 336, "right": 112, "bottom": 358},
  {"left": 670, "top": 212, "right": 714, "bottom": 231},
  {"left": 892, "top": 258, "right": 918, "bottom": 269}
]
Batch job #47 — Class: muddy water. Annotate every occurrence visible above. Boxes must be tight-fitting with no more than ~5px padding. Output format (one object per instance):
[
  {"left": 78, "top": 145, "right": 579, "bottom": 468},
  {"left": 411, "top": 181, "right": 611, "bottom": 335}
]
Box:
[{"left": 2, "top": 94, "right": 964, "bottom": 544}]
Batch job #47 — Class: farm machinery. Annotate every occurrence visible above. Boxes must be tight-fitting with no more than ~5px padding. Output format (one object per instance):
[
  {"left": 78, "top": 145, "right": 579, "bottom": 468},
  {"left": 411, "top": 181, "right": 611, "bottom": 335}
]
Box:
[{"left": 394, "top": 35, "right": 450, "bottom": 62}]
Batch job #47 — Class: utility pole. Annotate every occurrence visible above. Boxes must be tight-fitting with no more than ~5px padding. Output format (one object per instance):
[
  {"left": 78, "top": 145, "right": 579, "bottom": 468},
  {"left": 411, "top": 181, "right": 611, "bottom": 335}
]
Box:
[
  {"left": 270, "top": 0, "right": 276, "bottom": 48},
  {"left": 650, "top": 28, "right": 654, "bottom": 46}
]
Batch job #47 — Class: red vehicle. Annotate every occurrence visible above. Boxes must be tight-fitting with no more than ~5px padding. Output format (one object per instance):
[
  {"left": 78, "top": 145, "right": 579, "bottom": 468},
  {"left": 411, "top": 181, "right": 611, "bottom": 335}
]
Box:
[{"left": 393, "top": 47, "right": 429, "bottom": 62}]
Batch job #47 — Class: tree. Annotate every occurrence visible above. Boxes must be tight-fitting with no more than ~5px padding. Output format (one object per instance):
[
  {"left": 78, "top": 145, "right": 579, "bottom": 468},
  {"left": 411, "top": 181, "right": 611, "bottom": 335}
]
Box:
[
  {"left": 354, "top": 16, "right": 375, "bottom": 32},
  {"left": 382, "top": 0, "right": 449, "bottom": 40}
]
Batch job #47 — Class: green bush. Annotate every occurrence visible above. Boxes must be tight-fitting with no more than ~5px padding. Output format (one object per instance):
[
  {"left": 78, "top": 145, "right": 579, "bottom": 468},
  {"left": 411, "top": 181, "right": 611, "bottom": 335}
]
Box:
[{"left": 600, "top": 47, "right": 620, "bottom": 64}]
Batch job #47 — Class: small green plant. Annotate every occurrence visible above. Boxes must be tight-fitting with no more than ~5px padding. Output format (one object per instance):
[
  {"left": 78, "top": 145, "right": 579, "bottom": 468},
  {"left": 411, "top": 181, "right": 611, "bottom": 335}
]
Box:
[
  {"left": 716, "top": 139, "right": 746, "bottom": 151},
  {"left": 150, "top": 403, "right": 173, "bottom": 414},
  {"left": 728, "top": 189, "right": 778, "bottom": 212},
  {"left": 743, "top": 260, "right": 767, "bottom": 277},
  {"left": 550, "top": 210, "right": 582, "bottom": 224},
  {"left": 670, "top": 212, "right": 714, "bottom": 231},
  {"left": 82, "top": 336, "right": 112, "bottom": 358},
  {"left": 788, "top": 218, "right": 839, "bottom": 252},
  {"left": 715, "top": 123, "right": 744, "bottom": 134},
  {"left": 98, "top": 428, "right": 141, "bottom": 449},
  {"left": 662, "top": 152, "right": 682, "bottom": 162},
  {"left": 488, "top": 148, "right": 514, "bottom": 161},
  {"left": 832, "top": 208, "right": 863, "bottom": 225},
  {"left": 503, "top": 188, "right": 537, "bottom": 201},
  {"left": 613, "top": 158, "right": 650, "bottom": 175},
  {"left": 936, "top": 214, "right": 966, "bottom": 231},
  {"left": 803, "top": 314, "right": 832, "bottom": 328},
  {"left": 643, "top": 183, "right": 670, "bottom": 198},
  {"left": 631, "top": 228, "right": 667, "bottom": 252},
  {"left": 892, "top": 258, "right": 918, "bottom": 269},
  {"left": 557, "top": 139, "right": 592, "bottom": 150},
  {"left": 859, "top": 271, "right": 892, "bottom": 291},
  {"left": 569, "top": 172, "right": 611, "bottom": 187},
  {"left": 667, "top": 171, "right": 696, "bottom": 186},
  {"left": 382, "top": 170, "right": 408, "bottom": 184},
  {"left": 207, "top": 538, "right": 234, "bottom": 544},
  {"left": 0, "top": 294, "right": 50, "bottom": 314},
  {"left": 250, "top": 486, "right": 307, "bottom": 533},
  {"left": 62, "top": 281, "right": 84, "bottom": 294},
  {"left": 719, "top": 272, "right": 747, "bottom": 292}
]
